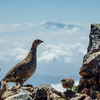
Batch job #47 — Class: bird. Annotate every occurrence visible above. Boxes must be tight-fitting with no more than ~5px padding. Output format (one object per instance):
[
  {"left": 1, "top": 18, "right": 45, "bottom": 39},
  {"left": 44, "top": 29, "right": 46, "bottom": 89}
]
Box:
[
  {"left": 61, "top": 78, "right": 74, "bottom": 90},
  {"left": 2, "top": 39, "right": 43, "bottom": 86}
]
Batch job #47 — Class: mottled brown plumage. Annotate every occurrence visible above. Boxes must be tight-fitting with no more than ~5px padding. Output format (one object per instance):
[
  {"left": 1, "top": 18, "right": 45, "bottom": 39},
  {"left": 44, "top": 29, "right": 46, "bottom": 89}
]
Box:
[
  {"left": 2, "top": 39, "right": 43, "bottom": 86},
  {"left": 61, "top": 78, "right": 74, "bottom": 90}
]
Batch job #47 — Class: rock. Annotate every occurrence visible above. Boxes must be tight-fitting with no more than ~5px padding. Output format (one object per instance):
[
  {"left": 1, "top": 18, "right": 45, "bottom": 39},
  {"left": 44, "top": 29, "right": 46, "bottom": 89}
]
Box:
[
  {"left": 62, "top": 90, "right": 75, "bottom": 98},
  {"left": 82, "top": 88, "right": 100, "bottom": 99},
  {"left": 84, "top": 24, "right": 100, "bottom": 62},
  {"left": 2, "top": 84, "right": 63, "bottom": 100},
  {"left": 0, "top": 80, "right": 9, "bottom": 99},
  {"left": 2, "top": 90, "right": 15, "bottom": 100},
  {"left": 5, "top": 93, "right": 32, "bottom": 100},
  {"left": 70, "top": 94, "right": 87, "bottom": 100},
  {"left": 80, "top": 24, "right": 100, "bottom": 77},
  {"left": 78, "top": 24, "right": 100, "bottom": 99},
  {"left": 84, "top": 96, "right": 92, "bottom": 100},
  {"left": 2, "top": 85, "right": 33, "bottom": 99},
  {"left": 1, "top": 83, "right": 91, "bottom": 100},
  {"left": 32, "top": 84, "right": 62, "bottom": 100},
  {"left": 80, "top": 52, "right": 100, "bottom": 77}
]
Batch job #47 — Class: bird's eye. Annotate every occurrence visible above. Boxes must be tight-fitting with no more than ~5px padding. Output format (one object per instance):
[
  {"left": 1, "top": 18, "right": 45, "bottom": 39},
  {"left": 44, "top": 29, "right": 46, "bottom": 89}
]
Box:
[{"left": 37, "top": 40, "right": 39, "bottom": 42}]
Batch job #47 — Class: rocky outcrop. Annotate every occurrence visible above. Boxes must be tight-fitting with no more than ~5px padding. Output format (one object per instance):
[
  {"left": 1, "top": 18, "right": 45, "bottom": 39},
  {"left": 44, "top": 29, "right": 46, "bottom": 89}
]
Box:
[
  {"left": 5, "top": 93, "right": 32, "bottom": 100},
  {"left": 77, "top": 24, "right": 100, "bottom": 99},
  {"left": 2, "top": 84, "right": 61, "bottom": 100},
  {"left": 0, "top": 83, "right": 92, "bottom": 100}
]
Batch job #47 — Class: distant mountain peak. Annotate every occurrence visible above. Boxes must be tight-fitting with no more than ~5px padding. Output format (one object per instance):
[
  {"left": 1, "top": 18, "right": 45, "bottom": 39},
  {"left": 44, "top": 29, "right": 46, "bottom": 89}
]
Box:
[{"left": 41, "top": 21, "right": 81, "bottom": 29}]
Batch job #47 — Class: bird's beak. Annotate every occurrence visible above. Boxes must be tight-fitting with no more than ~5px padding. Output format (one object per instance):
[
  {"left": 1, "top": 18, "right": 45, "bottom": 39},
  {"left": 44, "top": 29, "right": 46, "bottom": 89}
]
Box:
[
  {"left": 41, "top": 40, "right": 44, "bottom": 43},
  {"left": 61, "top": 80, "right": 63, "bottom": 82}
]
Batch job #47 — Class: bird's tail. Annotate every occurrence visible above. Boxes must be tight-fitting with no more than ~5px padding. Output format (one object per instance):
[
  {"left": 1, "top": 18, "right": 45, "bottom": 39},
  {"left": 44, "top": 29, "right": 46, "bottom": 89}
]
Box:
[
  {"left": 1, "top": 78, "right": 5, "bottom": 81},
  {"left": 1, "top": 78, "right": 8, "bottom": 82}
]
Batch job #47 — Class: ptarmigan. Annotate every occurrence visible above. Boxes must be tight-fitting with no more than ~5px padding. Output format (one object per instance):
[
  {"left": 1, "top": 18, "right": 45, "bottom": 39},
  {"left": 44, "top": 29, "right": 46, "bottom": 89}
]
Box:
[
  {"left": 2, "top": 39, "right": 43, "bottom": 86},
  {"left": 61, "top": 78, "right": 74, "bottom": 90}
]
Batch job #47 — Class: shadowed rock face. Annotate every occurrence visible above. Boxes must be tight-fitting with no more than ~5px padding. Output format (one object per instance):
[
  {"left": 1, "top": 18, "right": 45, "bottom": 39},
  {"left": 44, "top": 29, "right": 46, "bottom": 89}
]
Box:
[
  {"left": 78, "top": 24, "right": 100, "bottom": 99},
  {"left": 80, "top": 52, "right": 100, "bottom": 77},
  {"left": 80, "top": 24, "right": 100, "bottom": 77}
]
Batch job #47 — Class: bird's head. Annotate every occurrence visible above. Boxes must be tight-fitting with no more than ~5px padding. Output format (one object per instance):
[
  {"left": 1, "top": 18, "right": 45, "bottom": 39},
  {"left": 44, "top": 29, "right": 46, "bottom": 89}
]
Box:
[
  {"left": 61, "top": 79, "right": 66, "bottom": 83},
  {"left": 33, "top": 39, "right": 43, "bottom": 48}
]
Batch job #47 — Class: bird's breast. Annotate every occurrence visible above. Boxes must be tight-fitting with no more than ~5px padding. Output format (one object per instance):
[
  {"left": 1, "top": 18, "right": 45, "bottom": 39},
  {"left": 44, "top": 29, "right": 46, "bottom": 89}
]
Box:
[{"left": 27, "top": 63, "right": 36, "bottom": 75}]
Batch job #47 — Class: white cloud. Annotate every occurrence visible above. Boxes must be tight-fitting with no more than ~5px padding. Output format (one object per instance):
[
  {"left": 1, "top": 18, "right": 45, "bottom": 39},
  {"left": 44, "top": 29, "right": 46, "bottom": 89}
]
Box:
[
  {"left": 46, "top": 44, "right": 72, "bottom": 56},
  {"left": 0, "top": 51, "right": 9, "bottom": 61},
  {"left": 64, "top": 26, "right": 68, "bottom": 29},
  {"left": 0, "top": 42, "right": 86, "bottom": 63},
  {"left": 38, "top": 44, "right": 73, "bottom": 63},
  {"left": 13, "top": 42, "right": 23, "bottom": 47},
  {"left": 78, "top": 48, "right": 87, "bottom": 55},
  {"left": 38, "top": 51, "right": 58, "bottom": 63},
  {"left": 0, "top": 23, "right": 37, "bottom": 33},
  {"left": 70, "top": 27, "right": 80, "bottom": 33},
  {"left": 80, "top": 36, "right": 88, "bottom": 40},
  {"left": 9, "top": 48, "right": 28, "bottom": 61},
  {"left": 0, "top": 21, "right": 85, "bottom": 34},
  {"left": 67, "top": 43, "right": 87, "bottom": 55},
  {"left": 67, "top": 43, "right": 84, "bottom": 49},
  {"left": 52, "top": 27, "right": 80, "bottom": 35},
  {"left": 51, "top": 83, "right": 66, "bottom": 92},
  {"left": 38, "top": 43, "right": 86, "bottom": 63},
  {"left": 0, "top": 48, "right": 28, "bottom": 61},
  {"left": 64, "top": 57, "right": 72, "bottom": 63},
  {"left": 0, "top": 21, "right": 88, "bottom": 64},
  {"left": 51, "top": 26, "right": 56, "bottom": 29}
]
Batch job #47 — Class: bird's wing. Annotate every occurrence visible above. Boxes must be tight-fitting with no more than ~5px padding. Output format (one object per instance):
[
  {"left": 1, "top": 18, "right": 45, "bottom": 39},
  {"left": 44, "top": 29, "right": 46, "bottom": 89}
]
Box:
[{"left": 3, "top": 58, "right": 31, "bottom": 82}]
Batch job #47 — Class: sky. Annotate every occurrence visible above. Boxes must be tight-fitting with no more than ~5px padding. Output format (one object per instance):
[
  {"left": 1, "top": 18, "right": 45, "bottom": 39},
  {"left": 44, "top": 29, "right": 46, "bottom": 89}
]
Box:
[{"left": 0, "top": 0, "right": 100, "bottom": 92}]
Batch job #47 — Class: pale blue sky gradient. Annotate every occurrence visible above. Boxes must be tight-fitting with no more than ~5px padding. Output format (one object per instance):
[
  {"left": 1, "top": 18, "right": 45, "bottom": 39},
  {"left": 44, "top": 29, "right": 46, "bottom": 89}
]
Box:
[{"left": 0, "top": 0, "right": 100, "bottom": 23}]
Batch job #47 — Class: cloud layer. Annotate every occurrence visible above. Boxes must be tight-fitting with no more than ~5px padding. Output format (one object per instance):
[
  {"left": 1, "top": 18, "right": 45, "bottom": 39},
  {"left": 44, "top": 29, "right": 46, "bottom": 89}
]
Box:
[
  {"left": 0, "top": 47, "right": 28, "bottom": 61},
  {"left": 38, "top": 43, "right": 86, "bottom": 63},
  {"left": 0, "top": 21, "right": 87, "bottom": 34},
  {"left": 0, "top": 21, "right": 89, "bottom": 84}
]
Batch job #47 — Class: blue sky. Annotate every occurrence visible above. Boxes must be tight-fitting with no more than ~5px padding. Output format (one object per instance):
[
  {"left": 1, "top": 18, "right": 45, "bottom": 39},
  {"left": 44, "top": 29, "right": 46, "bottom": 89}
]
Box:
[
  {"left": 0, "top": 0, "right": 100, "bottom": 23},
  {"left": 0, "top": 0, "right": 100, "bottom": 91}
]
